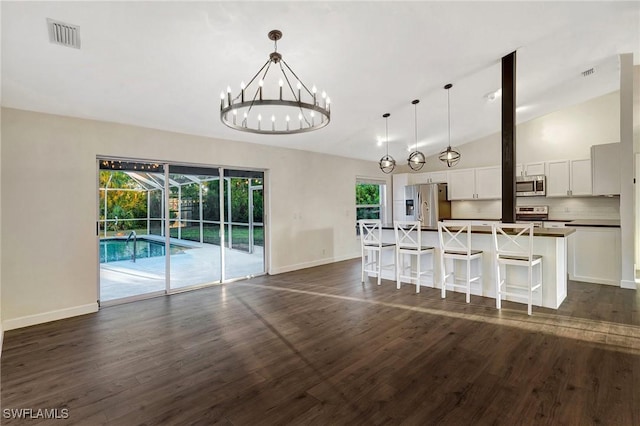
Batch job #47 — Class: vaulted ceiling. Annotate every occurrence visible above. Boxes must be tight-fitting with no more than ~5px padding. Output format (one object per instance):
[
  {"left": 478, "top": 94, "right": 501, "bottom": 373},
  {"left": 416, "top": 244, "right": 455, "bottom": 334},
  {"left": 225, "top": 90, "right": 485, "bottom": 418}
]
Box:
[{"left": 2, "top": 2, "right": 639, "bottom": 162}]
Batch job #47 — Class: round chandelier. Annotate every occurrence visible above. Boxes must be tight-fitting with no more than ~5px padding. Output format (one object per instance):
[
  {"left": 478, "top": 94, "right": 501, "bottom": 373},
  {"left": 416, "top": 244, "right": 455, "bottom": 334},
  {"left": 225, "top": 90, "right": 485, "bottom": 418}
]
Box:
[
  {"left": 408, "top": 99, "right": 426, "bottom": 171},
  {"left": 438, "top": 83, "right": 461, "bottom": 167},
  {"left": 220, "top": 30, "right": 331, "bottom": 135},
  {"left": 379, "top": 113, "right": 395, "bottom": 174}
]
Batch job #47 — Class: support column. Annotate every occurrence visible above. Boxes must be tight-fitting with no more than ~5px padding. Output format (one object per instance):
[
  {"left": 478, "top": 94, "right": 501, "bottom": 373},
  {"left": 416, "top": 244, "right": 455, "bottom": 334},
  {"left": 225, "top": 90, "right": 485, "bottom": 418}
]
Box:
[
  {"left": 619, "top": 53, "right": 635, "bottom": 289},
  {"left": 502, "top": 51, "right": 517, "bottom": 223}
]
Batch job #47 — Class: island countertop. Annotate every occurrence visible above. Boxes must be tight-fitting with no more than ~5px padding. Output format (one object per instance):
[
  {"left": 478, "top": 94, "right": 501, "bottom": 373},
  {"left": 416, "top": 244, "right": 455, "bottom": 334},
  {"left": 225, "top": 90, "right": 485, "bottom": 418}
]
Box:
[{"left": 381, "top": 224, "right": 575, "bottom": 237}]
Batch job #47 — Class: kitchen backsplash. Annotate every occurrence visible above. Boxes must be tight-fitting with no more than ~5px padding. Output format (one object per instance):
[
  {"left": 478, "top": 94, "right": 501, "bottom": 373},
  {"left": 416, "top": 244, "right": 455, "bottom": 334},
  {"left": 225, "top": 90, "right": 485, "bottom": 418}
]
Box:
[{"left": 452, "top": 197, "right": 620, "bottom": 221}]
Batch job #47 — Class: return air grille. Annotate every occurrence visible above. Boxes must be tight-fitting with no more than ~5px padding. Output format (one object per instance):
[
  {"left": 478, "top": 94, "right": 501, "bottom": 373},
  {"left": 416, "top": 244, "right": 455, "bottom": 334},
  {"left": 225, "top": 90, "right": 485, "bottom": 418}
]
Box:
[
  {"left": 581, "top": 67, "right": 595, "bottom": 77},
  {"left": 47, "top": 18, "right": 80, "bottom": 49}
]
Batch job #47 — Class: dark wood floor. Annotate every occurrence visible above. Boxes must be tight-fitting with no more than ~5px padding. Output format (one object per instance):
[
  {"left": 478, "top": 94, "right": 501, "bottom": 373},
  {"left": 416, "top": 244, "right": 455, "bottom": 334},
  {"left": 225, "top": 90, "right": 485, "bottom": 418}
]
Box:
[{"left": 2, "top": 259, "right": 640, "bottom": 425}]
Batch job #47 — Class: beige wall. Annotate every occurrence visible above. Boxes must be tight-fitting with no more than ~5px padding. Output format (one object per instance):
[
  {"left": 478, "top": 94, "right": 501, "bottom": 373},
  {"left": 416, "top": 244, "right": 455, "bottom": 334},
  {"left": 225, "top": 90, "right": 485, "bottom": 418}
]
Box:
[{"left": 0, "top": 108, "right": 388, "bottom": 328}]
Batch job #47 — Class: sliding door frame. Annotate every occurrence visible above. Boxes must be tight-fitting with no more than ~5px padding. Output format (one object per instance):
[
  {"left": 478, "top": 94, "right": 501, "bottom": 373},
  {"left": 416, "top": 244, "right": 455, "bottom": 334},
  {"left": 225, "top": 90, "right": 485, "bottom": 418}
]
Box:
[{"left": 96, "top": 156, "right": 267, "bottom": 306}]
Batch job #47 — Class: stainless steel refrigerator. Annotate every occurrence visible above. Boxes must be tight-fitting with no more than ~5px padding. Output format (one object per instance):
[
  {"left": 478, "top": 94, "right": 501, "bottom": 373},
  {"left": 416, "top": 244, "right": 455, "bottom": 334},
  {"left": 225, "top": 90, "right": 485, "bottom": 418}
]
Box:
[{"left": 404, "top": 183, "right": 451, "bottom": 227}]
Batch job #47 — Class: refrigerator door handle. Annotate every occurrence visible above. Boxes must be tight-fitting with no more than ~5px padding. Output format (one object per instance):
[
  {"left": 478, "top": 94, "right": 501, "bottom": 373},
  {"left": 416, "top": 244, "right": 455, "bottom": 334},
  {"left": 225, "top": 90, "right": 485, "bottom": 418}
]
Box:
[{"left": 416, "top": 190, "right": 422, "bottom": 222}]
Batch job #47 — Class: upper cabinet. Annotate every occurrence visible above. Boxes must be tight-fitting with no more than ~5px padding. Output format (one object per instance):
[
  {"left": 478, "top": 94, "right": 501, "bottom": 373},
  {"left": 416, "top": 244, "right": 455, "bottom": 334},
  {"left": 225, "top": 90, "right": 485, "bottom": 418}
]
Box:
[
  {"left": 546, "top": 159, "right": 592, "bottom": 197},
  {"left": 448, "top": 169, "right": 476, "bottom": 200},
  {"left": 591, "top": 143, "right": 620, "bottom": 196},
  {"left": 448, "top": 166, "right": 501, "bottom": 200},
  {"left": 516, "top": 162, "right": 545, "bottom": 177},
  {"left": 409, "top": 171, "right": 448, "bottom": 185},
  {"left": 392, "top": 173, "right": 409, "bottom": 201}
]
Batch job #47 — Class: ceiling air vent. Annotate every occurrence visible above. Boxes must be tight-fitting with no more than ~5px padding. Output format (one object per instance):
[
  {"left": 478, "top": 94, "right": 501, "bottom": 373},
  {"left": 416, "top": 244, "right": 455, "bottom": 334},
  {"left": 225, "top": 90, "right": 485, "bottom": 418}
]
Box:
[
  {"left": 581, "top": 67, "right": 595, "bottom": 77},
  {"left": 47, "top": 18, "right": 80, "bottom": 49}
]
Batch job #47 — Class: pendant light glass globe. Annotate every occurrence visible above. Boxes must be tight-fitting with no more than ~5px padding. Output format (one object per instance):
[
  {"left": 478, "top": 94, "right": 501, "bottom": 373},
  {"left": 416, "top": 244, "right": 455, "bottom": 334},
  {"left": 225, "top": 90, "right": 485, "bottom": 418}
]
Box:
[
  {"left": 408, "top": 99, "right": 426, "bottom": 171},
  {"left": 379, "top": 155, "right": 396, "bottom": 174},
  {"left": 379, "top": 113, "right": 396, "bottom": 174},
  {"left": 408, "top": 151, "right": 426, "bottom": 171},
  {"left": 439, "top": 83, "right": 461, "bottom": 168}
]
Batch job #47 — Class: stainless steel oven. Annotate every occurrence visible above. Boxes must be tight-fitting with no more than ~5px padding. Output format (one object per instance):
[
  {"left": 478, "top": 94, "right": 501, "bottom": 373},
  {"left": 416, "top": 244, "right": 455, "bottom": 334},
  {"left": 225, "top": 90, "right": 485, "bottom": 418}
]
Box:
[
  {"left": 515, "top": 205, "right": 548, "bottom": 227},
  {"left": 516, "top": 175, "right": 546, "bottom": 197}
]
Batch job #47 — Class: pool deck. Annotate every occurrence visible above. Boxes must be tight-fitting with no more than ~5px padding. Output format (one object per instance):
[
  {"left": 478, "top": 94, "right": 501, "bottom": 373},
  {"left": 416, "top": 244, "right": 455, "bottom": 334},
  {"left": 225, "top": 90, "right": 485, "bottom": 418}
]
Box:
[{"left": 100, "top": 235, "right": 264, "bottom": 301}]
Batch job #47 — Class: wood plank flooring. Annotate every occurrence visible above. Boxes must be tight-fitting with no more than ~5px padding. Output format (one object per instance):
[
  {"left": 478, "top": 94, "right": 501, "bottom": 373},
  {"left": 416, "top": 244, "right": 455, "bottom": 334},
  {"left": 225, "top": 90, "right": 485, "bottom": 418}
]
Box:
[{"left": 2, "top": 258, "right": 640, "bottom": 425}]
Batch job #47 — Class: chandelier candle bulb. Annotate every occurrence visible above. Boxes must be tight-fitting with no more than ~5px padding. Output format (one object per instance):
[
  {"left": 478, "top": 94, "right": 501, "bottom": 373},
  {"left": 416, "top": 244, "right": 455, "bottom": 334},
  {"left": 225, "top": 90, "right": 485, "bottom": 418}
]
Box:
[
  {"left": 227, "top": 86, "right": 232, "bottom": 106},
  {"left": 220, "top": 92, "right": 225, "bottom": 109}
]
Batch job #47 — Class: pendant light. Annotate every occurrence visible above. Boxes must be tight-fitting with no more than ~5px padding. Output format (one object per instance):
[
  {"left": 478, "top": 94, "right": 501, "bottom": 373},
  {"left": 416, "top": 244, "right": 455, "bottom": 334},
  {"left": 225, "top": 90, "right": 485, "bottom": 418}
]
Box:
[
  {"left": 408, "top": 99, "right": 426, "bottom": 171},
  {"left": 438, "top": 83, "right": 461, "bottom": 167},
  {"left": 379, "top": 113, "right": 396, "bottom": 174}
]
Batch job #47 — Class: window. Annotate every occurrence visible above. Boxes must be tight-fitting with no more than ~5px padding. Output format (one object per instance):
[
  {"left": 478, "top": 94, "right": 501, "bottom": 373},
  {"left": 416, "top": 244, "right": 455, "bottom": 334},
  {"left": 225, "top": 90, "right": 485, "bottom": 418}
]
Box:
[{"left": 356, "top": 179, "right": 387, "bottom": 221}]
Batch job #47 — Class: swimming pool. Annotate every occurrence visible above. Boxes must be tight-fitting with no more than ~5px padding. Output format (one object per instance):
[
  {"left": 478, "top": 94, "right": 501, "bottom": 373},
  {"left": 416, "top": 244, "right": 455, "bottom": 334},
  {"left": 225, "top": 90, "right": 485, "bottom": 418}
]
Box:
[{"left": 100, "top": 238, "right": 188, "bottom": 263}]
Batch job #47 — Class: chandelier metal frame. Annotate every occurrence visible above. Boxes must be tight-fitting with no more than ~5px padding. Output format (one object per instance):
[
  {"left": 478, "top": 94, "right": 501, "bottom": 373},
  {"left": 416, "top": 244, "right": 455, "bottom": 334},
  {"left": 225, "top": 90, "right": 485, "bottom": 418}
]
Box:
[{"left": 220, "top": 30, "right": 330, "bottom": 135}]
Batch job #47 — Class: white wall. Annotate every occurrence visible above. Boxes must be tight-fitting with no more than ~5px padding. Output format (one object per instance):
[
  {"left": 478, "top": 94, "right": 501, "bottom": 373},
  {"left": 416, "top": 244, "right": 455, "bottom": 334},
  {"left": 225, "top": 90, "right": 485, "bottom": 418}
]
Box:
[
  {"left": 0, "top": 106, "right": 3, "bottom": 353},
  {"left": 0, "top": 107, "right": 389, "bottom": 329}
]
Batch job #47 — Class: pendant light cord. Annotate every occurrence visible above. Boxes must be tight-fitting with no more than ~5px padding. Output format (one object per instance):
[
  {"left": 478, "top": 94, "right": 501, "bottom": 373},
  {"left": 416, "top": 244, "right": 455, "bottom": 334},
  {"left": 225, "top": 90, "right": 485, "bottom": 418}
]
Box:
[
  {"left": 447, "top": 88, "right": 451, "bottom": 148},
  {"left": 385, "top": 116, "right": 389, "bottom": 156},
  {"left": 414, "top": 102, "right": 418, "bottom": 151}
]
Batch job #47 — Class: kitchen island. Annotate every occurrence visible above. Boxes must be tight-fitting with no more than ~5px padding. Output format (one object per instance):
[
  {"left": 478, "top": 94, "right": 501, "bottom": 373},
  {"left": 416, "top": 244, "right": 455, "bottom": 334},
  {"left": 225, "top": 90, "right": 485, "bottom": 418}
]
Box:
[{"left": 372, "top": 225, "right": 575, "bottom": 309}]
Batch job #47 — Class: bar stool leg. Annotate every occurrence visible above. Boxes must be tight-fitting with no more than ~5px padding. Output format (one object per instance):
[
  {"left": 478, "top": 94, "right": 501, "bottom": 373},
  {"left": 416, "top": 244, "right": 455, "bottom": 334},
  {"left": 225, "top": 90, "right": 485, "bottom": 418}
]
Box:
[
  {"left": 377, "top": 251, "right": 382, "bottom": 286},
  {"left": 496, "top": 262, "right": 502, "bottom": 310},
  {"left": 396, "top": 251, "right": 401, "bottom": 290},
  {"left": 416, "top": 253, "right": 421, "bottom": 293},
  {"left": 466, "top": 258, "right": 471, "bottom": 303}
]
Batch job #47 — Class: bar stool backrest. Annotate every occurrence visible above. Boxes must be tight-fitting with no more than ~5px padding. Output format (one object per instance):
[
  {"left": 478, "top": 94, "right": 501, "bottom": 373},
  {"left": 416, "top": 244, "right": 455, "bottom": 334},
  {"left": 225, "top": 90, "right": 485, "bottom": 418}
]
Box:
[
  {"left": 394, "top": 221, "right": 422, "bottom": 249},
  {"left": 492, "top": 223, "right": 535, "bottom": 261},
  {"left": 359, "top": 219, "right": 383, "bottom": 248},
  {"left": 438, "top": 221, "right": 473, "bottom": 255}
]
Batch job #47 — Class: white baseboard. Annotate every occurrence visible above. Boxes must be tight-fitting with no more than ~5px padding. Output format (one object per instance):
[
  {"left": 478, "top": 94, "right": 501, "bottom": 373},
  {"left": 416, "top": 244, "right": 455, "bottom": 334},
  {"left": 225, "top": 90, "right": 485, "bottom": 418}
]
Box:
[
  {"left": 2, "top": 303, "right": 99, "bottom": 331},
  {"left": 621, "top": 279, "right": 637, "bottom": 290},
  {"left": 270, "top": 253, "right": 360, "bottom": 275}
]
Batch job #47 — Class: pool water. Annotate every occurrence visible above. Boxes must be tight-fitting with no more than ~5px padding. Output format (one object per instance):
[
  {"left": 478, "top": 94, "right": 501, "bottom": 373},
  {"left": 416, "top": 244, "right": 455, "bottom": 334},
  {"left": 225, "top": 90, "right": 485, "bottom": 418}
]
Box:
[{"left": 100, "top": 238, "right": 188, "bottom": 263}]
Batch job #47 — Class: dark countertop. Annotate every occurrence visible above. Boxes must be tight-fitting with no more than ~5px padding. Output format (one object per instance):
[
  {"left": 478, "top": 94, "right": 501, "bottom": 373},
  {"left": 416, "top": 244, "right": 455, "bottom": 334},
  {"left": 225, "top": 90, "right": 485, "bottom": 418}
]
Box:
[
  {"left": 381, "top": 224, "right": 575, "bottom": 238},
  {"left": 565, "top": 219, "right": 621, "bottom": 228}
]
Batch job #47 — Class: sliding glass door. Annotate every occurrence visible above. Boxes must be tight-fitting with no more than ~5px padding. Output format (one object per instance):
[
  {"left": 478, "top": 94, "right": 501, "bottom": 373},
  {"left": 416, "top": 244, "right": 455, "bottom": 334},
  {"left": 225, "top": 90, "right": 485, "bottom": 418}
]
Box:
[
  {"left": 98, "top": 160, "right": 167, "bottom": 302},
  {"left": 168, "top": 165, "right": 222, "bottom": 290},
  {"left": 98, "top": 159, "right": 266, "bottom": 304},
  {"left": 223, "top": 169, "right": 265, "bottom": 280}
]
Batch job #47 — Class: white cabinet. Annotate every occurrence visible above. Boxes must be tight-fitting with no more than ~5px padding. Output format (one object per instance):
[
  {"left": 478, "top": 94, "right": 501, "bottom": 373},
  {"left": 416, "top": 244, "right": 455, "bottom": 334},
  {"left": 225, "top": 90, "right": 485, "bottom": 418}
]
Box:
[
  {"left": 567, "top": 226, "right": 621, "bottom": 285},
  {"left": 410, "top": 171, "right": 448, "bottom": 185},
  {"left": 475, "top": 166, "right": 502, "bottom": 199},
  {"left": 448, "top": 166, "right": 501, "bottom": 200},
  {"left": 392, "top": 173, "right": 409, "bottom": 201},
  {"left": 591, "top": 143, "right": 620, "bottom": 195},
  {"left": 448, "top": 169, "right": 476, "bottom": 200},
  {"left": 570, "top": 159, "right": 592, "bottom": 196},
  {"left": 546, "top": 159, "right": 592, "bottom": 197},
  {"left": 428, "top": 171, "right": 448, "bottom": 183},
  {"left": 516, "top": 162, "right": 545, "bottom": 177}
]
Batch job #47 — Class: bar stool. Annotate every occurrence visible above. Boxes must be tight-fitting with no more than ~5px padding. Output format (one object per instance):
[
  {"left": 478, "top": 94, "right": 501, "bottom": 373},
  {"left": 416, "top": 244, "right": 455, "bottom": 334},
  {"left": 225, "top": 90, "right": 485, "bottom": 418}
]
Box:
[
  {"left": 492, "top": 223, "right": 542, "bottom": 315},
  {"left": 437, "top": 221, "right": 483, "bottom": 303},
  {"left": 394, "top": 220, "right": 435, "bottom": 293},
  {"left": 358, "top": 219, "right": 395, "bottom": 286}
]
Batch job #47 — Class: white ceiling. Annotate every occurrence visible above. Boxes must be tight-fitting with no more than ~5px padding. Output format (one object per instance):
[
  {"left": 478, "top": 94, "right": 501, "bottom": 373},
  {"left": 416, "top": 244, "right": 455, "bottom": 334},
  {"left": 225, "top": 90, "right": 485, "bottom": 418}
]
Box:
[{"left": 2, "top": 1, "right": 639, "bottom": 162}]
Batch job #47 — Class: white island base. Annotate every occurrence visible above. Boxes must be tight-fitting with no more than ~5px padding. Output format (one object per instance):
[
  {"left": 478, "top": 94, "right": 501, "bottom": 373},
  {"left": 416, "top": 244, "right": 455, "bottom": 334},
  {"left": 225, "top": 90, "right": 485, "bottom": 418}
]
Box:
[{"left": 370, "top": 227, "right": 570, "bottom": 310}]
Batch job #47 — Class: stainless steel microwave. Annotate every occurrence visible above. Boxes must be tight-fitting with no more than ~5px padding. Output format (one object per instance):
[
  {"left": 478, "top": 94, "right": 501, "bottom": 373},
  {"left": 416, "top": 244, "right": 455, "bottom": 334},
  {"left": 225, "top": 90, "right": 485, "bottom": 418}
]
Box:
[{"left": 516, "top": 175, "right": 546, "bottom": 196}]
